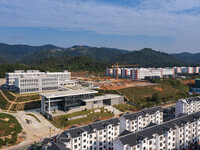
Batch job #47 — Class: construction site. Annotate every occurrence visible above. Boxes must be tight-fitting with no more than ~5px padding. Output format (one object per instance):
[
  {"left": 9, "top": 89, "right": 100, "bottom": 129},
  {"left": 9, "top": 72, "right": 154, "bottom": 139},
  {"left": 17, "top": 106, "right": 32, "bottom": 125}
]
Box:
[{"left": 73, "top": 75, "right": 154, "bottom": 90}]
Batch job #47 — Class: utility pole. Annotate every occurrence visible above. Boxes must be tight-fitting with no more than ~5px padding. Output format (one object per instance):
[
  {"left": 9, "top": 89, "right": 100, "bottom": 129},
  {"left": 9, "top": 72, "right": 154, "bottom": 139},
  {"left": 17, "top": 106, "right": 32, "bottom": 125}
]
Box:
[{"left": 49, "top": 127, "right": 51, "bottom": 138}]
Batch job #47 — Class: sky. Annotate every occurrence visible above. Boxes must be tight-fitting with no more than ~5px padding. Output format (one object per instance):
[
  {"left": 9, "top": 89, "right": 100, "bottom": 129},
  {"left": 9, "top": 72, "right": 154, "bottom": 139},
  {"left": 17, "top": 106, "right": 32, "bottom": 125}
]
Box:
[{"left": 0, "top": 0, "right": 200, "bottom": 53}]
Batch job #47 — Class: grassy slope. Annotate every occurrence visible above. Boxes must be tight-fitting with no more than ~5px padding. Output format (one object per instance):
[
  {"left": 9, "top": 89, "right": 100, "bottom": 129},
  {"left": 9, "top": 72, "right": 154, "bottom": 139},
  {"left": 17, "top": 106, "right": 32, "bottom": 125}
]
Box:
[
  {"left": 0, "top": 113, "right": 22, "bottom": 147},
  {"left": 0, "top": 92, "right": 10, "bottom": 109},
  {"left": 119, "top": 84, "right": 188, "bottom": 104}
]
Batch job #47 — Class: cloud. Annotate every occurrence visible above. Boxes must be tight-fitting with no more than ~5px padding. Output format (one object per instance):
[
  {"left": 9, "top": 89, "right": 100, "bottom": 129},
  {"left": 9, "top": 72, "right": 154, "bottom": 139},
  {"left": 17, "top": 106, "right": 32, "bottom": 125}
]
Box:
[{"left": 0, "top": 0, "right": 200, "bottom": 51}]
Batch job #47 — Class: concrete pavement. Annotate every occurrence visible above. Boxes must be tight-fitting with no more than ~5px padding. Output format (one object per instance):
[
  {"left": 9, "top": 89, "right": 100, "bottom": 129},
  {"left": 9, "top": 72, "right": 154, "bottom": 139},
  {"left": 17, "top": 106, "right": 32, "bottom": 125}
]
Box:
[{"left": 0, "top": 109, "right": 63, "bottom": 150}]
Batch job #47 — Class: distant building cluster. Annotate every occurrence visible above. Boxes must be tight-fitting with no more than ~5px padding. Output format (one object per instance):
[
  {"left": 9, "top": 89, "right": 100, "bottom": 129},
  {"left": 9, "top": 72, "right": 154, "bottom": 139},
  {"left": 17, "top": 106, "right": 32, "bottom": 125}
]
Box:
[
  {"left": 106, "top": 66, "right": 200, "bottom": 80},
  {"left": 4, "top": 70, "right": 76, "bottom": 93}
]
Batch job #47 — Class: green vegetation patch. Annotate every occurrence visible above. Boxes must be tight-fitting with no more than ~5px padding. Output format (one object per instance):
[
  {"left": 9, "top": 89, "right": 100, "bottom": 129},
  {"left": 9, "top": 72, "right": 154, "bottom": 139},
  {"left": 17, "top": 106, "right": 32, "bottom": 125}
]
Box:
[
  {"left": 10, "top": 101, "right": 41, "bottom": 111},
  {"left": 118, "top": 83, "right": 188, "bottom": 108},
  {"left": 113, "top": 103, "right": 137, "bottom": 112},
  {"left": 0, "top": 113, "right": 22, "bottom": 148},
  {"left": 52, "top": 109, "right": 114, "bottom": 128},
  {"left": 2, "top": 91, "right": 16, "bottom": 101},
  {"left": 0, "top": 92, "right": 10, "bottom": 109},
  {"left": 16, "top": 95, "right": 40, "bottom": 102}
]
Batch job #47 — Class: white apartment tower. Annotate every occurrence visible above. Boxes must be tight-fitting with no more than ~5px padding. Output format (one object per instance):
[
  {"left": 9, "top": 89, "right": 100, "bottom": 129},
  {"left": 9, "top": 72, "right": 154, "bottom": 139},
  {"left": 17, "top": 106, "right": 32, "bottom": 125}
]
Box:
[
  {"left": 119, "top": 107, "right": 163, "bottom": 133},
  {"left": 175, "top": 96, "right": 200, "bottom": 117}
]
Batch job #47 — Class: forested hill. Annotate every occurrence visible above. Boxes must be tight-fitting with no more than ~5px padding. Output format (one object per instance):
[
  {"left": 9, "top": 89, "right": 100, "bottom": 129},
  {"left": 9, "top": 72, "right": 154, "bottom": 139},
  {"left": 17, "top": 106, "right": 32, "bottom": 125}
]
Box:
[
  {"left": 0, "top": 43, "right": 62, "bottom": 63},
  {"left": 172, "top": 52, "right": 200, "bottom": 65},
  {"left": 21, "top": 45, "right": 129, "bottom": 64},
  {"left": 114, "top": 48, "right": 186, "bottom": 67},
  {"left": 0, "top": 43, "right": 199, "bottom": 77}
]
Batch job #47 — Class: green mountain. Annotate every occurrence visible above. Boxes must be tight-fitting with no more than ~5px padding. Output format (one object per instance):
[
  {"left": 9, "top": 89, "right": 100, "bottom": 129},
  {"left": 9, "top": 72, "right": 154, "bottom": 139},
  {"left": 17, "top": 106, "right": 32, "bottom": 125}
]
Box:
[
  {"left": 21, "top": 45, "right": 128, "bottom": 64},
  {"left": 0, "top": 43, "right": 62, "bottom": 63},
  {"left": 114, "top": 48, "right": 185, "bottom": 67},
  {"left": 0, "top": 43, "right": 199, "bottom": 76},
  {"left": 172, "top": 52, "right": 200, "bottom": 65}
]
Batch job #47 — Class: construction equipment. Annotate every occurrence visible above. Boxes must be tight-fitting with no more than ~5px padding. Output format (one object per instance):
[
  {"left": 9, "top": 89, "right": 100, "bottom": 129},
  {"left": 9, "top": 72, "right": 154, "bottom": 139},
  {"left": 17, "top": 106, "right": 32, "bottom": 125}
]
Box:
[{"left": 112, "top": 62, "right": 139, "bottom": 80}]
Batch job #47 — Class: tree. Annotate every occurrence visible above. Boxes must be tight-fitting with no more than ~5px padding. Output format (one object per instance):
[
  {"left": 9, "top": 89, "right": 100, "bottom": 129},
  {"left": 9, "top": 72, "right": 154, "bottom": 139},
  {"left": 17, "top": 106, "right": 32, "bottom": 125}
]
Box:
[{"left": 152, "top": 93, "right": 161, "bottom": 104}]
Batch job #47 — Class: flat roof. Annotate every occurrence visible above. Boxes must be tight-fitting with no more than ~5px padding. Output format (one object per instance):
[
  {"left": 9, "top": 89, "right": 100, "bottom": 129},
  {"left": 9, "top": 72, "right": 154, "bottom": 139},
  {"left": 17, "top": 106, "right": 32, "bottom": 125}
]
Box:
[
  {"left": 39, "top": 89, "right": 98, "bottom": 99},
  {"left": 82, "top": 94, "right": 122, "bottom": 102}
]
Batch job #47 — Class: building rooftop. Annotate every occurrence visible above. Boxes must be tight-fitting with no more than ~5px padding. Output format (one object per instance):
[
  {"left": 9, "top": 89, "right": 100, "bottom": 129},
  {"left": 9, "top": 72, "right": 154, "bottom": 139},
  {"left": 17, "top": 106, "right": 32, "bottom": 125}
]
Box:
[
  {"left": 39, "top": 89, "right": 98, "bottom": 99},
  {"left": 122, "top": 106, "right": 163, "bottom": 121},
  {"left": 179, "top": 96, "right": 200, "bottom": 104},
  {"left": 82, "top": 94, "right": 122, "bottom": 102}
]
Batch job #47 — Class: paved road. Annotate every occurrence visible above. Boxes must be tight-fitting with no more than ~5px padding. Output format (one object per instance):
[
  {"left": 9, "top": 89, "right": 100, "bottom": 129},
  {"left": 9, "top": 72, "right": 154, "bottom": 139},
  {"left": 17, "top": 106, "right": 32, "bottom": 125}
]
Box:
[{"left": 0, "top": 109, "right": 63, "bottom": 150}]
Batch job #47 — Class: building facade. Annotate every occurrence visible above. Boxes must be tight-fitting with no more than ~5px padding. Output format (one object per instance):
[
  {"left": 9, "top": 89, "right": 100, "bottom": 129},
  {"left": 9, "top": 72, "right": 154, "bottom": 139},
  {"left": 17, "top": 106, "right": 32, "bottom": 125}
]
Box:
[
  {"left": 6, "top": 70, "right": 71, "bottom": 86},
  {"left": 14, "top": 76, "right": 59, "bottom": 93},
  {"left": 175, "top": 97, "right": 200, "bottom": 117},
  {"left": 114, "top": 111, "right": 200, "bottom": 150},
  {"left": 5, "top": 70, "right": 75, "bottom": 93},
  {"left": 42, "top": 118, "right": 120, "bottom": 150},
  {"left": 119, "top": 107, "right": 163, "bottom": 133}
]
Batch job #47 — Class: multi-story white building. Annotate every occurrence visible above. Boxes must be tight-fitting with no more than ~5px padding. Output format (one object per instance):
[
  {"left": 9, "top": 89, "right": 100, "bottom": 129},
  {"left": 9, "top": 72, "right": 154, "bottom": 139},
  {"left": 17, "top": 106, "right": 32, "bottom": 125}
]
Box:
[
  {"left": 42, "top": 118, "right": 120, "bottom": 150},
  {"left": 5, "top": 70, "right": 75, "bottom": 93},
  {"left": 114, "top": 111, "right": 200, "bottom": 150},
  {"left": 6, "top": 70, "right": 71, "bottom": 86},
  {"left": 175, "top": 96, "right": 200, "bottom": 117},
  {"left": 106, "top": 68, "right": 114, "bottom": 77},
  {"left": 162, "top": 68, "right": 174, "bottom": 77},
  {"left": 106, "top": 67, "right": 200, "bottom": 79},
  {"left": 121, "top": 68, "right": 132, "bottom": 79},
  {"left": 14, "top": 76, "right": 59, "bottom": 93},
  {"left": 119, "top": 107, "right": 163, "bottom": 133},
  {"left": 131, "top": 68, "right": 162, "bottom": 80}
]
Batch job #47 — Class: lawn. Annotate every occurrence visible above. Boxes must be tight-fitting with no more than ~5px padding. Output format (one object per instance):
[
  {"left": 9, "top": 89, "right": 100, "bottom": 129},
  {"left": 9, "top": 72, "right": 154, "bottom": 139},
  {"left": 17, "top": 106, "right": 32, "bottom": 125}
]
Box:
[
  {"left": 52, "top": 108, "right": 114, "bottom": 128},
  {"left": 113, "top": 103, "right": 137, "bottom": 112},
  {"left": 0, "top": 113, "right": 22, "bottom": 148}
]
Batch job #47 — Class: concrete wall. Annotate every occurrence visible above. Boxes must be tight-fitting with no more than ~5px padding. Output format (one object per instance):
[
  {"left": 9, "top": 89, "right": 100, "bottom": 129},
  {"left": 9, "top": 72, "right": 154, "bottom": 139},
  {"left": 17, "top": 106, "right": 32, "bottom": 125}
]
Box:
[{"left": 110, "top": 96, "right": 124, "bottom": 105}]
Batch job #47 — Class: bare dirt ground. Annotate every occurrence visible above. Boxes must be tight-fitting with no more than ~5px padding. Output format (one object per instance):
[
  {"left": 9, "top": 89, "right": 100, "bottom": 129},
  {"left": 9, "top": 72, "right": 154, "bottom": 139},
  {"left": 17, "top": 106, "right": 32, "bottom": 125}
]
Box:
[
  {"left": 181, "top": 79, "right": 195, "bottom": 87},
  {"left": 0, "top": 78, "right": 6, "bottom": 85},
  {"left": 153, "top": 87, "right": 163, "bottom": 92}
]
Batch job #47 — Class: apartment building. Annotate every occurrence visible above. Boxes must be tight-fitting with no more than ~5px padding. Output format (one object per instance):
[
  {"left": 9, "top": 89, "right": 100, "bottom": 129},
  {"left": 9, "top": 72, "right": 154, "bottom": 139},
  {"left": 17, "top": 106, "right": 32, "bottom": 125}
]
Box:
[
  {"left": 106, "top": 68, "right": 114, "bottom": 77},
  {"left": 131, "top": 68, "right": 163, "bottom": 80},
  {"left": 119, "top": 107, "right": 163, "bottom": 133},
  {"left": 174, "top": 67, "right": 200, "bottom": 74},
  {"left": 42, "top": 118, "right": 120, "bottom": 150},
  {"left": 121, "top": 68, "right": 132, "bottom": 79},
  {"left": 175, "top": 96, "right": 200, "bottom": 117},
  {"left": 162, "top": 68, "right": 175, "bottom": 77},
  {"left": 114, "top": 111, "right": 200, "bottom": 150},
  {"left": 106, "top": 67, "right": 200, "bottom": 80},
  {"left": 6, "top": 70, "right": 71, "bottom": 85}
]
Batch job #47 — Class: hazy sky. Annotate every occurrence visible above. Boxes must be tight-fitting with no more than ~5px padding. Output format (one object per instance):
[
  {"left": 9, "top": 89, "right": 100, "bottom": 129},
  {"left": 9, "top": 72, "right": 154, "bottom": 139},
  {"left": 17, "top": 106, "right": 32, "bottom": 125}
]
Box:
[{"left": 0, "top": 0, "right": 200, "bottom": 53}]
